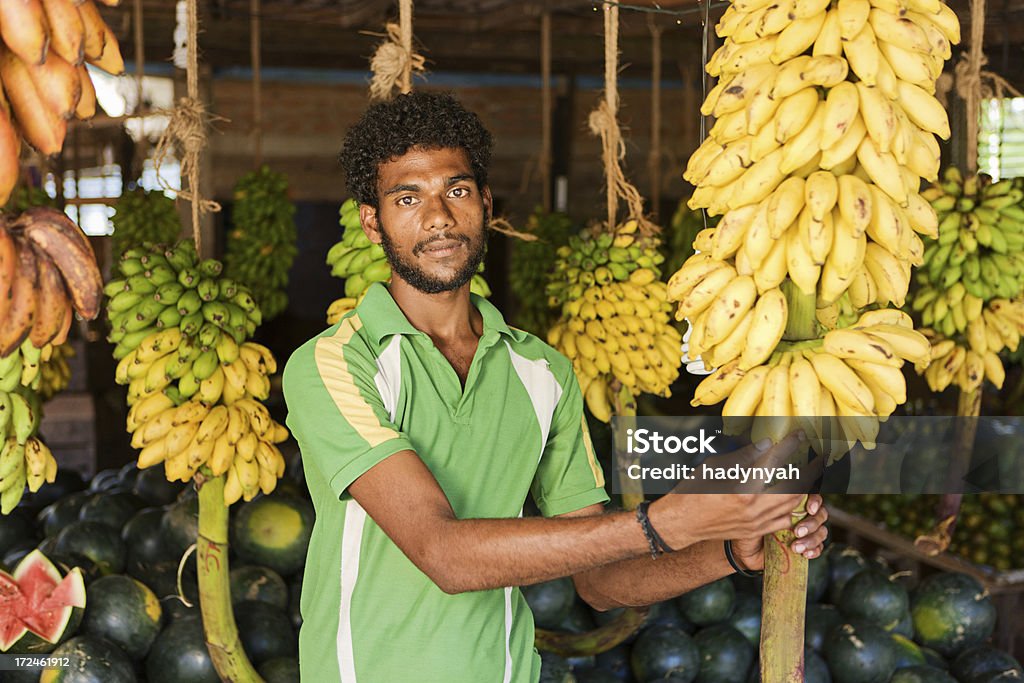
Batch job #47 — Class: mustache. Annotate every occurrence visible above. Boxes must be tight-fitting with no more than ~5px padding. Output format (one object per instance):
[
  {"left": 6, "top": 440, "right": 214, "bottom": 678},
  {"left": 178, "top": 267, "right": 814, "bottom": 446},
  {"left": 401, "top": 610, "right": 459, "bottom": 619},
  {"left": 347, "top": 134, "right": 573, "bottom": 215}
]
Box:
[{"left": 412, "top": 233, "right": 472, "bottom": 256}]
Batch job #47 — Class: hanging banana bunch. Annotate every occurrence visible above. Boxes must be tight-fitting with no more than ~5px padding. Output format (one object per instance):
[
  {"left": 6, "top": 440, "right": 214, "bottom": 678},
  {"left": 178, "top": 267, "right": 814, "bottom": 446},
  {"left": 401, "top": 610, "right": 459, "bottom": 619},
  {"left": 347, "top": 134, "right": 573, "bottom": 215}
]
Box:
[
  {"left": 510, "top": 209, "right": 575, "bottom": 337},
  {"left": 673, "top": 0, "right": 957, "bottom": 459},
  {"left": 909, "top": 171, "right": 1024, "bottom": 393},
  {"left": 110, "top": 189, "right": 182, "bottom": 262},
  {"left": 105, "top": 240, "right": 290, "bottom": 504},
  {"left": 225, "top": 167, "right": 298, "bottom": 321},
  {"left": 0, "top": 0, "right": 122, "bottom": 204},
  {"left": 38, "top": 342, "right": 74, "bottom": 401},
  {"left": 325, "top": 198, "right": 491, "bottom": 324},
  {"left": 546, "top": 220, "right": 682, "bottom": 422}
]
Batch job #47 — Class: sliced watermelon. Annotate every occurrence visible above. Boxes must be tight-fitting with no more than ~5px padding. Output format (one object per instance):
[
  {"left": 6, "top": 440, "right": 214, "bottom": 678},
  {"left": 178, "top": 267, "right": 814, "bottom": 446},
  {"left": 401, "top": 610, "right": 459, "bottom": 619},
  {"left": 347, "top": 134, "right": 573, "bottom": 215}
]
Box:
[{"left": 0, "top": 550, "right": 86, "bottom": 653}]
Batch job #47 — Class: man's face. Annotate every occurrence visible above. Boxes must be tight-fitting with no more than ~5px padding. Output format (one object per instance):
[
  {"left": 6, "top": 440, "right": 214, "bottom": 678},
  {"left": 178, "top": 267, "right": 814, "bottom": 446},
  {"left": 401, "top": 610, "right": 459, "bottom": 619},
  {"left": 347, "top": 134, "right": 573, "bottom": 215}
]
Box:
[{"left": 360, "top": 147, "right": 490, "bottom": 294}]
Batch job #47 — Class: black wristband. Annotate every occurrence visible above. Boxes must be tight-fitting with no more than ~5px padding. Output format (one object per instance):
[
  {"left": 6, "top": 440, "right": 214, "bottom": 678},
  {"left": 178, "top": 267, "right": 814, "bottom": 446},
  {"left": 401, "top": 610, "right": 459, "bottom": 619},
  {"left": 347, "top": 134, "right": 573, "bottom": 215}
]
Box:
[
  {"left": 636, "top": 501, "right": 675, "bottom": 559},
  {"left": 724, "top": 540, "right": 763, "bottom": 577}
]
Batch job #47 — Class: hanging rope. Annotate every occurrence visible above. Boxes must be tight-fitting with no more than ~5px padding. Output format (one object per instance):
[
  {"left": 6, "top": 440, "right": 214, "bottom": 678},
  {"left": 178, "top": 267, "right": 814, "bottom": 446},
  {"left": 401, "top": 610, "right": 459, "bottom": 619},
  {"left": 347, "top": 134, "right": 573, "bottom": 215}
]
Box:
[
  {"left": 250, "top": 0, "right": 263, "bottom": 167},
  {"left": 488, "top": 217, "right": 539, "bottom": 242},
  {"left": 153, "top": 0, "right": 220, "bottom": 255},
  {"left": 647, "top": 15, "right": 663, "bottom": 220},
  {"left": 954, "top": 0, "right": 1021, "bottom": 173},
  {"left": 540, "top": 12, "right": 552, "bottom": 212},
  {"left": 368, "top": 0, "right": 425, "bottom": 102},
  {"left": 588, "top": 3, "right": 657, "bottom": 234}
]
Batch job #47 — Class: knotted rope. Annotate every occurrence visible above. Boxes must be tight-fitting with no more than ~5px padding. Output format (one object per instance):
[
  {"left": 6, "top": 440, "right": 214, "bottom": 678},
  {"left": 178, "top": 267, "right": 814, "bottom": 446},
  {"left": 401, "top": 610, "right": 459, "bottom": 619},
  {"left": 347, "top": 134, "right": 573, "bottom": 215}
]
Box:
[{"left": 368, "top": 0, "right": 425, "bottom": 101}]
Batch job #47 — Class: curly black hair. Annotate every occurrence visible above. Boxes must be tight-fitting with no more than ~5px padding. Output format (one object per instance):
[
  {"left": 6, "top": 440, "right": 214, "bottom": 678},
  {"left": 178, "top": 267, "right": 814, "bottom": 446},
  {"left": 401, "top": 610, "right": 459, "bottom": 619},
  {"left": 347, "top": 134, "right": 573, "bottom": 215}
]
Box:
[{"left": 340, "top": 91, "right": 494, "bottom": 208}]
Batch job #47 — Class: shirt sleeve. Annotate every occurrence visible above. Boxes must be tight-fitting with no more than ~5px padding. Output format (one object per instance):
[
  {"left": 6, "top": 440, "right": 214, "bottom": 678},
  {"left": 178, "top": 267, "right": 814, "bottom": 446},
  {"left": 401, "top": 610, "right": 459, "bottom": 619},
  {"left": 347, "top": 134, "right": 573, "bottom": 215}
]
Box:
[
  {"left": 530, "top": 363, "right": 610, "bottom": 517},
  {"left": 283, "top": 325, "right": 413, "bottom": 500}
]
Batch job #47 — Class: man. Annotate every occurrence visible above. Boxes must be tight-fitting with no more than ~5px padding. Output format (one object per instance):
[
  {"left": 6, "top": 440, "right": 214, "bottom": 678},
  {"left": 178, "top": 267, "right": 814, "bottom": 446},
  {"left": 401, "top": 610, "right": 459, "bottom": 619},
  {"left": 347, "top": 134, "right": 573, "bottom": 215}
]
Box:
[{"left": 283, "top": 91, "right": 828, "bottom": 683}]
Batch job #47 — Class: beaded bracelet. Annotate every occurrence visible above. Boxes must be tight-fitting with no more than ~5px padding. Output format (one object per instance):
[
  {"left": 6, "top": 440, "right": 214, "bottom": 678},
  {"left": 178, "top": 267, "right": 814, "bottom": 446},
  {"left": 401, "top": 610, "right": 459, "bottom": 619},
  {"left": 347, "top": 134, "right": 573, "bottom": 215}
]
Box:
[{"left": 636, "top": 501, "right": 675, "bottom": 559}]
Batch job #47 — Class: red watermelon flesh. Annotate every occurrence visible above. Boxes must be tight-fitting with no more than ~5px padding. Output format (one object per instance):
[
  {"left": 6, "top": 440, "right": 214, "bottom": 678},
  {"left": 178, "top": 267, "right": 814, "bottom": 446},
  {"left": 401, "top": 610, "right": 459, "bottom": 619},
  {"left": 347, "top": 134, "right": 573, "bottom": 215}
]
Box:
[{"left": 0, "top": 550, "right": 86, "bottom": 652}]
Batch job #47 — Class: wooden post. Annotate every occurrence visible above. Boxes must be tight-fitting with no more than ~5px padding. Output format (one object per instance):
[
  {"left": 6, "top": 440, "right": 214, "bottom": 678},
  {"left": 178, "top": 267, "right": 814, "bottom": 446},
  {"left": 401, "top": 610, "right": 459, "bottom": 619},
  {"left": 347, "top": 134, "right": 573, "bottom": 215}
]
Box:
[
  {"left": 250, "top": 0, "right": 263, "bottom": 168},
  {"left": 540, "top": 12, "right": 552, "bottom": 213}
]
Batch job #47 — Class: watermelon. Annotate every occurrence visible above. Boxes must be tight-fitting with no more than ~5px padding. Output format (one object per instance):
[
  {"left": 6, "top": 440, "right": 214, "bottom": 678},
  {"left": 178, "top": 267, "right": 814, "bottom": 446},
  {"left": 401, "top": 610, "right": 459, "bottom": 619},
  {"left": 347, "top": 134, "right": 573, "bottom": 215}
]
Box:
[
  {"left": 234, "top": 600, "right": 297, "bottom": 665},
  {"left": 911, "top": 572, "right": 996, "bottom": 657},
  {"left": 557, "top": 600, "right": 597, "bottom": 635},
  {"left": 522, "top": 577, "right": 576, "bottom": 629},
  {"left": 53, "top": 521, "right": 126, "bottom": 575},
  {"left": 806, "top": 554, "right": 829, "bottom": 603},
  {"left": 920, "top": 646, "right": 947, "bottom": 669},
  {"left": 0, "top": 510, "right": 34, "bottom": 556},
  {"left": 0, "top": 550, "right": 86, "bottom": 654},
  {"left": 38, "top": 492, "right": 91, "bottom": 538},
  {"left": 132, "top": 467, "right": 185, "bottom": 506},
  {"left": 122, "top": 508, "right": 170, "bottom": 577},
  {"left": 725, "top": 592, "right": 761, "bottom": 647},
  {"left": 643, "top": 599, "right": 694, "bottom": 634},
  {"left": 117, "top": 462, "right": 139, "bottom": 488},
  {"left": 80, "top": 575, "right": 162, "bottom": 660},
  {"left": 823, "top": 620, "right": 898, "bottom": 683},
  {"left": 888, "top": 665, "right": 957, "bottom": 683},
  {"left": 287, "top": 573, "right": 302, "bottom": 629},
  {"left": 890, "top": 633, "right": 926, "bottom": 669},
  {"left": 826, "top": 545, "right": 870, "bottom": 604},
  {"left": 951, "top": 646, "right": 1024, "bottom": 683},
  {"left": 149, "top": 560, "right": 199, "bottom": 622},
  {"left": 38, "top": 635, "right": 136, "bottom": 683},
  {"left": 231, "top": 495, "right": 314, "bottom": 576},
  {"left": 230, "top": 565, "right": 289, "bottom": 609},
  {"left": 3, "top": 540, "right": 40, "bottom": 570},
  {"left": 539, "top": 651, "right": 574, "bottom": 683},
  {"left": 146, "top": 615, "right": 220, "bottom": 683},
  {"left": 676, "top": 577, "right": 734, "bottom": 627},
  {"left": 892, "top": 609, "right": 914, "bottom": 638},
  {"left": 692, "top": 624, "right": 754, "bottom": 683},
  {"left": 258, "top": 656, "right": 300, "bottom": 683},
  {"left": 78, "top": 493, "right": 144, "bottom": 531},
  {"left": 594, "top": 644, "right": 631, "bottom": 681},
  {"left": 160, "top": 494, "right": 198, "bottom": 557},
  {"left": 23, "top": 469, "right": 86, "bottom": 511},
  {"left": 806, "top": 603, "right": 843, "bottom": 652},
  {"left": 838, "top": 570, "right": 909, "bottom": 630},
  {"left": 88, "top": 469, "right": 122, "bottom": 493},
  {"left": 49, "top": 553, "right": 102, "bottom": 586},
  {"left": 574, "top": 668, "right": 622, "bottom": 683},
  {"left": 805, "top": 647, "right": 832, "bottom": 683},
  {"left": 630, "top": 625, "right": 700, "bottom": 682}
]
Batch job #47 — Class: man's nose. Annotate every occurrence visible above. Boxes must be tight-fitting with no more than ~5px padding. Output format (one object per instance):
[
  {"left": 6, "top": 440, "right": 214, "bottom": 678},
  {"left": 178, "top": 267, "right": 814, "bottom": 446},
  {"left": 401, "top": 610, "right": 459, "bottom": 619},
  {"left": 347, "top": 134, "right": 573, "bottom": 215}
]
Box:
[{"left": 423, "top": 195, "right": 455, "bottom": 231}]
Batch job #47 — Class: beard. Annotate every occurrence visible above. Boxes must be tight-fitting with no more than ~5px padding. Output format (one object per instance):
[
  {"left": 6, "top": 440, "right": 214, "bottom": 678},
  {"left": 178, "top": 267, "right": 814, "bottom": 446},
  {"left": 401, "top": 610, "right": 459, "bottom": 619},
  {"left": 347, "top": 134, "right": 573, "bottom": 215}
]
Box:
[{"left": 378, "top": 218, "right": 488, "bottom": 294}]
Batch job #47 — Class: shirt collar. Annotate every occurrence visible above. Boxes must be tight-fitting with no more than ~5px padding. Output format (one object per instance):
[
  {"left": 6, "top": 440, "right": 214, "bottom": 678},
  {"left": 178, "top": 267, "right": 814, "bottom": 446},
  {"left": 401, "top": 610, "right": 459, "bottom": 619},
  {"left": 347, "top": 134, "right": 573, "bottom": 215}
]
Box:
[{"left": 357, "top": 282, "right": 528, "bottom": 345}]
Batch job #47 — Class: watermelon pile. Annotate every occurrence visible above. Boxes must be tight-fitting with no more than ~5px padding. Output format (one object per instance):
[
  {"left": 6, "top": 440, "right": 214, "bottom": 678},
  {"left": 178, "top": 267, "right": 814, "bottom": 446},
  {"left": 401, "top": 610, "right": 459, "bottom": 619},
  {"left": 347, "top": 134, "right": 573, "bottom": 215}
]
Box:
[
  {"left": 0, "top": 456, "right": 312, "bottom": 682},
  {"left": 532, "top": 543, "right": 1022, "bottom": 683}
]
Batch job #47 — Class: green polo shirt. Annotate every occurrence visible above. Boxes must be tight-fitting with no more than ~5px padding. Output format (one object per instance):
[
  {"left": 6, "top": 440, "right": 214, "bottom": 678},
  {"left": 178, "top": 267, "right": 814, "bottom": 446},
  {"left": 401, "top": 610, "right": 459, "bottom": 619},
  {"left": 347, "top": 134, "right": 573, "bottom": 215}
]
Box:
[{"left": 282, "top": 283, "right": 608, "bottom": 683}]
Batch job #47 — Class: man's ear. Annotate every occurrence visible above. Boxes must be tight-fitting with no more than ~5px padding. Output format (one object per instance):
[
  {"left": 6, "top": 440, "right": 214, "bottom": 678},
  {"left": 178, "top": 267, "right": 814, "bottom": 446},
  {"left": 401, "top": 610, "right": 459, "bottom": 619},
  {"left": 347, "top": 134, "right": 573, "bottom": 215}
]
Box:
[
  {"left": 482, "top": 186, "right": 493, "bottom": 222},
  {"left": 359, "top": 204, "right": 382, "bottom": 245}
]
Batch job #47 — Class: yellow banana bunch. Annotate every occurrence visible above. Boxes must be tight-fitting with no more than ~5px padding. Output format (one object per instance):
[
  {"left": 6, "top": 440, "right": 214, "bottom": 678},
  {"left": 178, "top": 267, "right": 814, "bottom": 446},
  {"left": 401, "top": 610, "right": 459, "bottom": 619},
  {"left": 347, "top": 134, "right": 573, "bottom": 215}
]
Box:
[
  {"left": 547, "top": 220, "right": 682, "bottom": 422},
  {"left": 38, "top": 342, "right": 73, "bottom": 401},
  {"left": 915, "top": 298, "right": 1024, "bottom": 392},
  {"left": 691, "top": 309, "right": 927, "bottom": 461},
  {"left": 0, "top": 435, "right": 57, "bottom": 513}
]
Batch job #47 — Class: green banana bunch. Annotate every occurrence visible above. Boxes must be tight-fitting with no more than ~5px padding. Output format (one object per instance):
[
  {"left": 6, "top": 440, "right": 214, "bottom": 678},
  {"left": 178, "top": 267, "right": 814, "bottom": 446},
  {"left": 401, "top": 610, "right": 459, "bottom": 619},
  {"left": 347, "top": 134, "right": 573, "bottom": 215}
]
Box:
[
  {"left": 918, "top": 169, "right": 1024, "bottom": 304},
  {"left": 110, "top": 188, "right": 182, "bottom": 262},
  {"left": 3, "top": 185, "right": 58, "bottom": 213},
  {"left": 105, "top": 239, "right": 263, "bottom": 363},
  {"left": 546, "top": 220, "right": 681, "bottom": 423},
  {"left": 325, "top": 199, "right": 491, "bottom": 322},
  {"left": 224, "top": 166, "right": 298, "bottom": 321},
  {"left": 0, "top": 338, "right": 53, "bottom": 513},
  {"left": 509, "top": 208, "right": 575, "bottom": 337}
]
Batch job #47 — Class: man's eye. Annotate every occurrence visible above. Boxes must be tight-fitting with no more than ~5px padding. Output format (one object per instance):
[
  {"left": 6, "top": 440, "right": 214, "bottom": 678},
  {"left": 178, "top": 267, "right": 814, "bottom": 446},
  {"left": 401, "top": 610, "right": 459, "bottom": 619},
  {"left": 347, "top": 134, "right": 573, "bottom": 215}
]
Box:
[
  {"left": 449, "top": 187, "right": 469, "bottom": 198},
  {"left": 398, "top": 196, "right": 416, "bottom": 206}
]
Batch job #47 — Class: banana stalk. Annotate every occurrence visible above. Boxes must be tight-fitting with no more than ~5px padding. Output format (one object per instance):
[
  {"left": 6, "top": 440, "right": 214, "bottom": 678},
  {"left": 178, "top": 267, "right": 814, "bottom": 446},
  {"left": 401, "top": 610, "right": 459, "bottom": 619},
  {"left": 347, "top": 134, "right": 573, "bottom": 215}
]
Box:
[
  {"left": 914, "top": 387, "right": 981, "bottom": 555},
  {"left": 761, "top": 279, "right": 813, "bottom": 682},
  {"left": 196, "top": 470, "right": 263, "bottom": 682},
  {"left": 760, "top": 495, "right": 808, "bottom": 683}
]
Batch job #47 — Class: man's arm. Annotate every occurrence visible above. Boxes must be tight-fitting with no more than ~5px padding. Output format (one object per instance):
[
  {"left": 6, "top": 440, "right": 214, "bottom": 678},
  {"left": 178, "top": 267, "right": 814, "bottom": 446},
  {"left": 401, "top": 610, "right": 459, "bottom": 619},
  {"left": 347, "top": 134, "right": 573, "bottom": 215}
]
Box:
[{"left": 347, "top": 439, "right": 814, "bottom": 594}]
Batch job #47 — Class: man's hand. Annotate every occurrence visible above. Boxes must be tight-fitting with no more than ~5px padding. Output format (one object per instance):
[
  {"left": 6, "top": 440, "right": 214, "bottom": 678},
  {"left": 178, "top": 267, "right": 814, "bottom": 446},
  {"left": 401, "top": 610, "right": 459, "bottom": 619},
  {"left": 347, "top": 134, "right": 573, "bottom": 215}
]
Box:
[
  {"left": 646, "top": 432, "right": 823, "bottom": 550},
  {"left": 730, "top": 495, "right": 829, "bottom": 572}
]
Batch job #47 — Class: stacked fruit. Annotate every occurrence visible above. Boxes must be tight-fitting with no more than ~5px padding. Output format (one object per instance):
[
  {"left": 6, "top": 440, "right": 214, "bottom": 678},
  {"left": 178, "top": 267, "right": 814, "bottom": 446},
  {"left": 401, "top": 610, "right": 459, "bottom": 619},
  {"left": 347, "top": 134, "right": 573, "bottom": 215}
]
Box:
[
  {"left": 909, "top": 170, "right": 1024, "bottom": 394},
  {"left": 835, "top": 493, "right": 1024, "bottom": 571},
  {"left": 325, "top": 199, "right": 491, "bottom": 324},
  {"left": 0, "top": 207, "right": 103, "bottom": 355},
  {"left": 674, "top": 0, "right": 957, "bottom": 452},
  {"left": 0, "top": 339, "right": 58, "bottom": 513},
  {"left": 509, "top": 209, "right": 575, "bottom": 336},
  {"left": 105, "top": 240, "right": 289, "bottom": 504},
  {"left": 0, "top": 0, "right": 121, "bottom": 203},
  {"left": 545, "top": 221, "right": 682, "bottom": 422},
  {"left": 224, "top": 167, "right": 298, "bottom": 321},
  {"left": 109, "top": 189, "right": 181, "bottom": 262}
]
